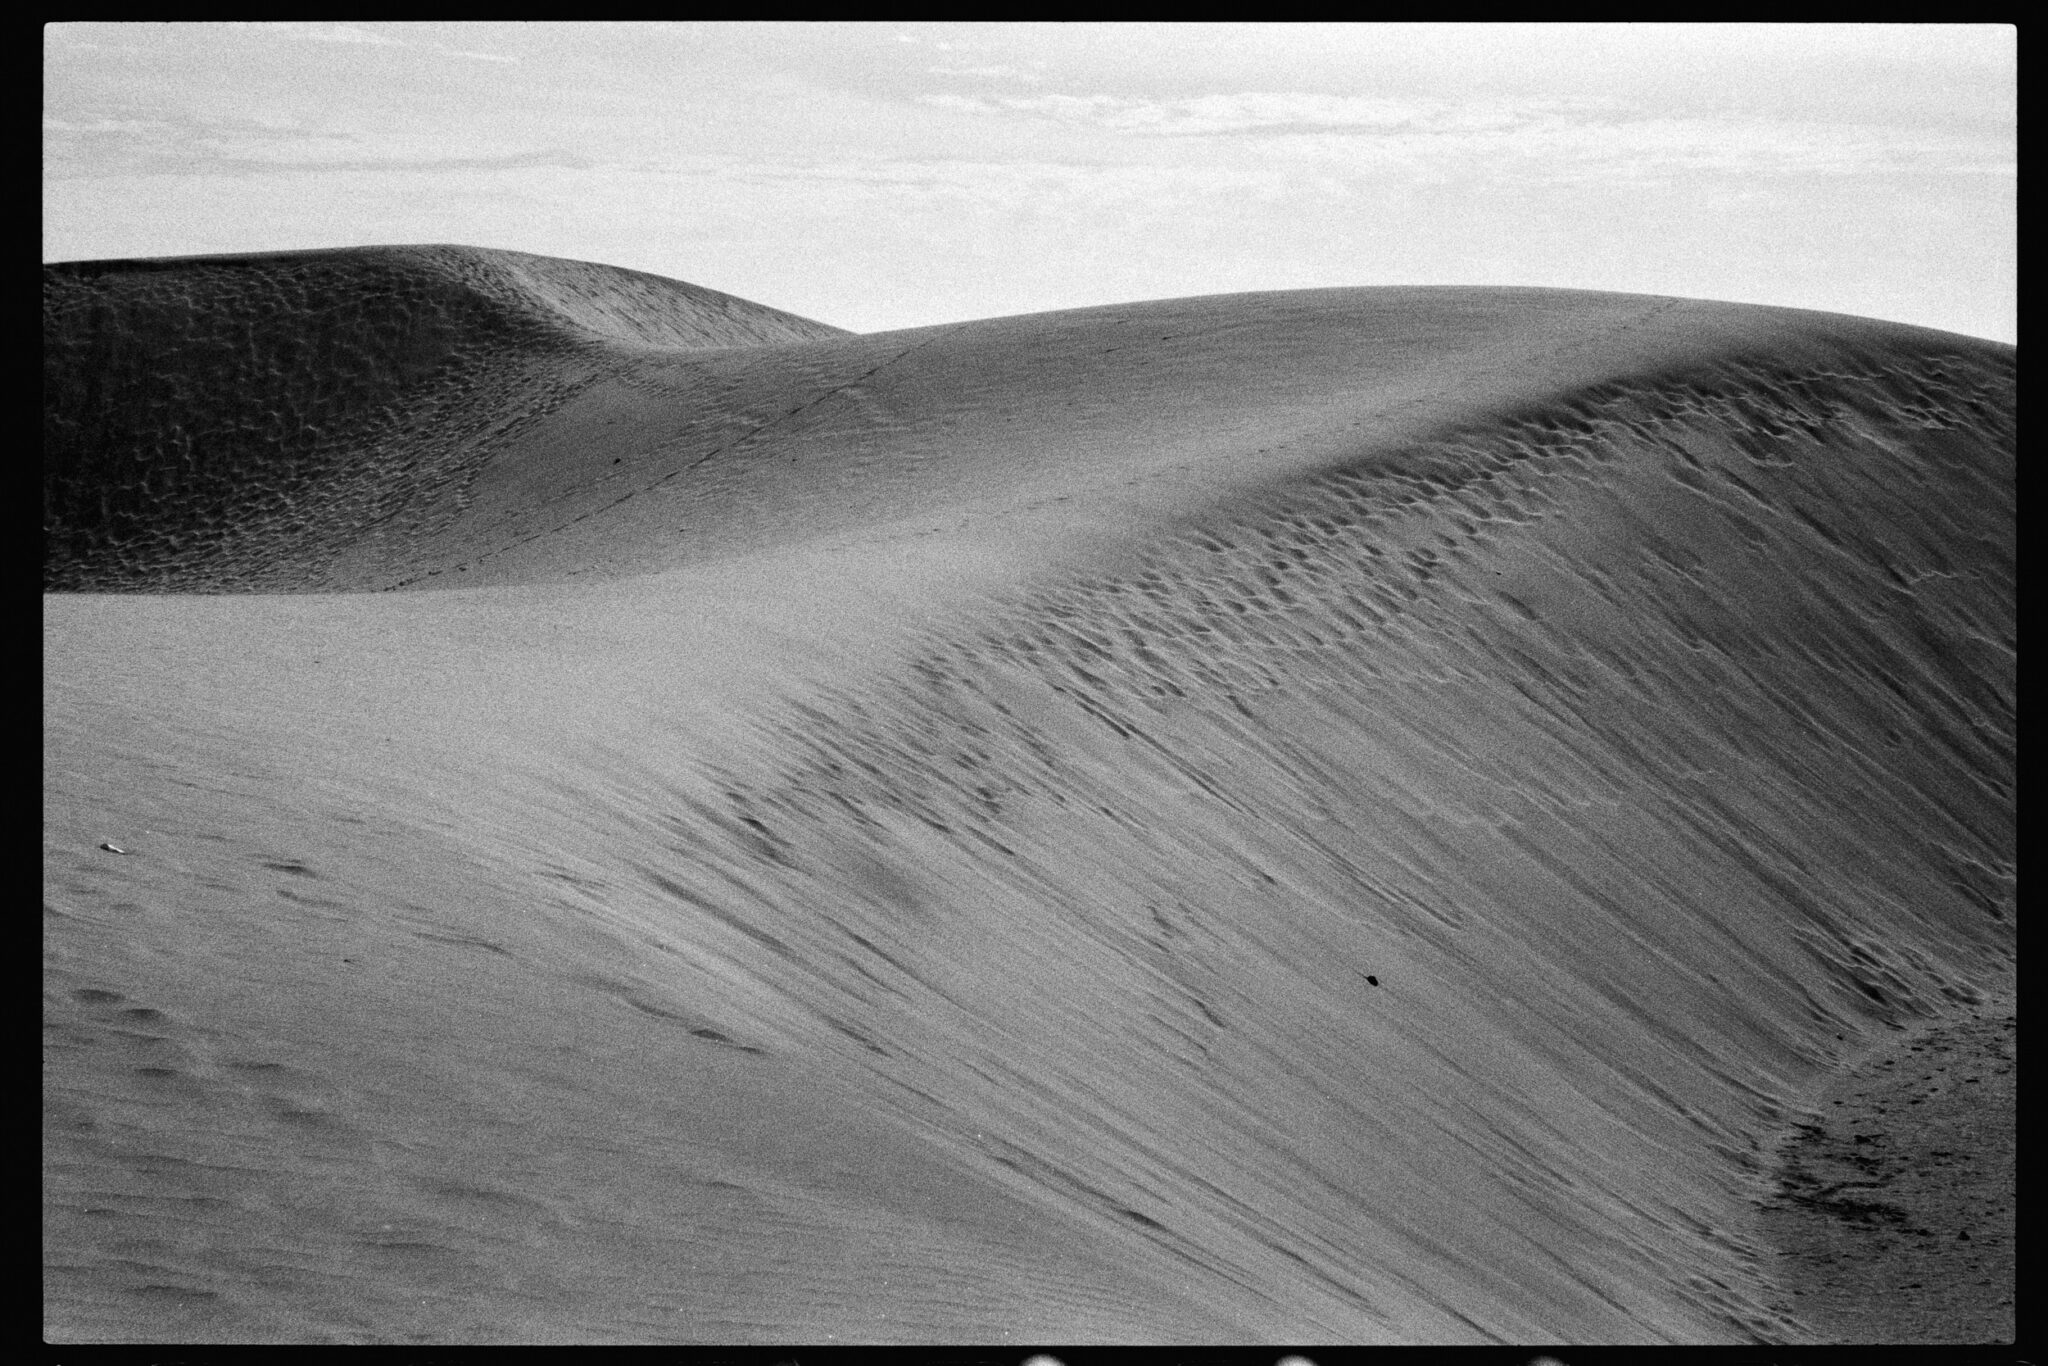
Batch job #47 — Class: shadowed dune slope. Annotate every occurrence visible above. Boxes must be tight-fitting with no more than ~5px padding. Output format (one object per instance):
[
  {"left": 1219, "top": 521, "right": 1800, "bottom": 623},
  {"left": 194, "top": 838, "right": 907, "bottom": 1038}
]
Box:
[
  {"left": 43, "top": 246, "right": 846, "bottom": 591},
  {"left": 44, "top": 255, "right": 2013, "bottom": 1344}
]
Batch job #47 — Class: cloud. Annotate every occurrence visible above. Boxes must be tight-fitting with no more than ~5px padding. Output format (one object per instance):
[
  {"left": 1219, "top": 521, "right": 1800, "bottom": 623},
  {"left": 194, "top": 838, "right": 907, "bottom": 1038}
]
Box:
[
  {"left": 291, "top": 24, "right": 405, "bottom": 47},
  {"left": 923, "top": 90, "right": 1597, "bottom": 136},
  {"left": 44, "top": 117, "right": 173, "bottom": 135},
  {"left": 927, "top": 64, "right": 1045, "bottom": 83},
  {"left": 1490, "top": 112, "right": 2008, "bottom": 180},
  {"left": 267, "top": 23, "right": 515, "bottom": 63},
  {"left": 920, "top": 89, "right": 2010, "bottom": 180},
  {"left": 44, "top": 107, "right": 584, "bottom": 181},
  {"left": 618, "top": 155, "right": 1305, "bottom": 223}
]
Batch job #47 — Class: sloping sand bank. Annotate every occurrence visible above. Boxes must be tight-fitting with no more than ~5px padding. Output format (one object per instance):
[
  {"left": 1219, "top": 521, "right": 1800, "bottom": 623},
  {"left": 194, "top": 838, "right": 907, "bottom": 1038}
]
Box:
[{"left": 44, "top": 249, "right": 2013, "bottom": 1344}]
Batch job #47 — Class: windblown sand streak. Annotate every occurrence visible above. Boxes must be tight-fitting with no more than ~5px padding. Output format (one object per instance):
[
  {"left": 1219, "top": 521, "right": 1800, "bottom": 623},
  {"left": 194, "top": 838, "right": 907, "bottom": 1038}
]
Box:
[{"left": 44, "top": 247, "right": 2011, "bottom": 1344}]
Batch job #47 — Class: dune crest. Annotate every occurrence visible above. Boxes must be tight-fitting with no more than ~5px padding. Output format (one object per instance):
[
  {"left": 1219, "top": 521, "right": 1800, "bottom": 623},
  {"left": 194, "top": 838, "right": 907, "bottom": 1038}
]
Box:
[{"left": 43, "top": 251, "right": 2013, "bottom": 1344}]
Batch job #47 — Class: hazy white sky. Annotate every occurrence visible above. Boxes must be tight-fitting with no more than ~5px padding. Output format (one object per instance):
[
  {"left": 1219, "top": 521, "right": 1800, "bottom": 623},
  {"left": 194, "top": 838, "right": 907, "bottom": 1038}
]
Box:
[{"left": 45, "top": 22, "right": 2014, "bottom": 341}]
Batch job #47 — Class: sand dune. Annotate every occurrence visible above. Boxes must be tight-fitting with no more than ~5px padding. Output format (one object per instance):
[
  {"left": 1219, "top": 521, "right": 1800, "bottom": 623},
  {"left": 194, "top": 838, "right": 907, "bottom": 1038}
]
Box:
[
  {"left": 43, "top": 248, "right": 2014, "bottom": 1344},
  {"left": 43, "top": 246, "right": 847, "bottom": 593}
]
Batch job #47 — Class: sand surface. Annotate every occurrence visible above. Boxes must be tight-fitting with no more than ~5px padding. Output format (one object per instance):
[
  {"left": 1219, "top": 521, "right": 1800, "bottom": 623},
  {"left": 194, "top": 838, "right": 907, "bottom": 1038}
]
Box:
[
  {"left": 43, "top": 247, "right": 2014, "bottom": 1345},
  {"left": 1758, "top": 995, "right": 2015, "bottom": 1342}
]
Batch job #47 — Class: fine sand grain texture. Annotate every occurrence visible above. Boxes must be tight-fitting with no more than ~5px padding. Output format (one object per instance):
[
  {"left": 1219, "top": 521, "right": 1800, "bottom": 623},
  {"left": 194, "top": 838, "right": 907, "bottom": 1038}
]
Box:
[
  {"left": 1757, "top": 996, "right": 2015, "bottom": 1342},
  {"left": 44, "top": 247, "right": 2014, "bottom": 1345}
]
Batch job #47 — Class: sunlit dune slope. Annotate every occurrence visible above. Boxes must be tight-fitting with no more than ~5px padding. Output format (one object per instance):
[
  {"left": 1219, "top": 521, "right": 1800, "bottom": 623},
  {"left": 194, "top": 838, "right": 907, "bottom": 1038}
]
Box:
[{"left": 44, "top": 253, "right": 2013, "bottom": 1345}]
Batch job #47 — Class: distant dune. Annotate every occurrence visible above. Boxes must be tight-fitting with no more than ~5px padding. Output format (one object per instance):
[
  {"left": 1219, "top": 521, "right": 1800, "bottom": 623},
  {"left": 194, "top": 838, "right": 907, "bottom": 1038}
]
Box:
[
  {"left": 43, "top": 248, "right": 2013, "bottom": 1344},
  {"left": 44, "top": 246, "right": 846, "bottom": 592}
]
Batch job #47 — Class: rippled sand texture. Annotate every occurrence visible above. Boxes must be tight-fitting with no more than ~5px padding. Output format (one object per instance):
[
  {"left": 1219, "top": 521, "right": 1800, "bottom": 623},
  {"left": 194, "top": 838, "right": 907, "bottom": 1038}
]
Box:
[{"left": 43, "top": 248, "right": 2014, "bottom": 1345}]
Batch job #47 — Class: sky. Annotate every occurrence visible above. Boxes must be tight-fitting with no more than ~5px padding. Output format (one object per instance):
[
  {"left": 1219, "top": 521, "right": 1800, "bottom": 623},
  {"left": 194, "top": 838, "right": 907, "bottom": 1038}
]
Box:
[{"left": 44, "top": 22, "right": 2015, "bottom": 341}]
